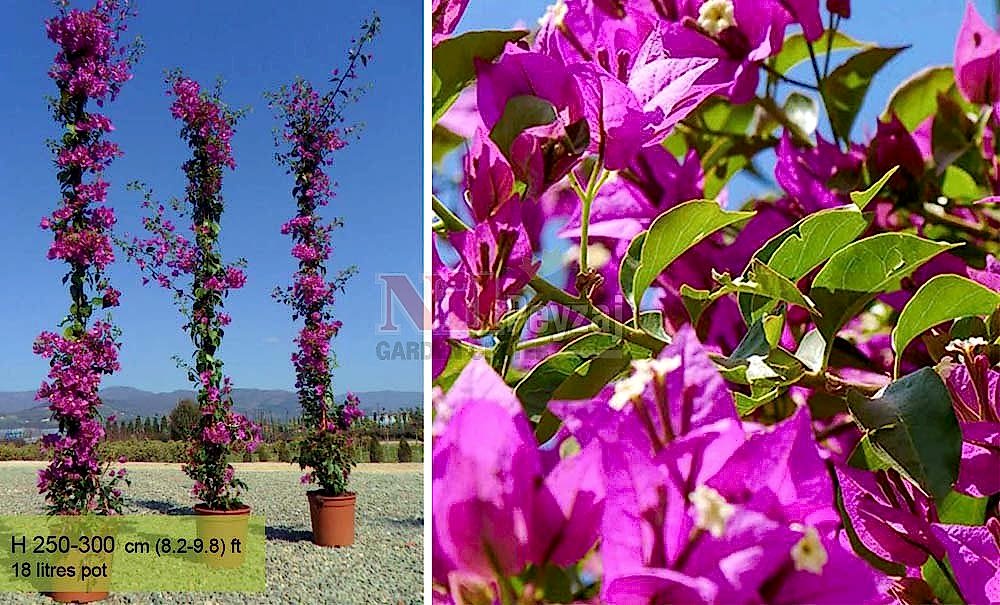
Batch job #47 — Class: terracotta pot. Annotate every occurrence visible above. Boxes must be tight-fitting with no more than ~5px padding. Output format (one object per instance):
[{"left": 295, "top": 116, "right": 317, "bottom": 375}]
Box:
[
  {"left": 307, "top": 491, "right": 356, "bottom": 547},
  {"left": 193, "top": 504, "right": 250, "bottom": 569},
  {"left": 46, "top": 525, "right": 114, "bottom": 603},
  {"left": 46, "top": 591, "right": 109, "bottom": 603}
]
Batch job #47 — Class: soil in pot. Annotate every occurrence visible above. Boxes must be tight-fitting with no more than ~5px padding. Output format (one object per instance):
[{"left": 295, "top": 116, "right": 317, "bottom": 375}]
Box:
[
  {"left": 307, "top": 490, "right": 356, "bottom": 547},
  {"left": 193, "top": 504, "right": 251, "bottom": 569}
]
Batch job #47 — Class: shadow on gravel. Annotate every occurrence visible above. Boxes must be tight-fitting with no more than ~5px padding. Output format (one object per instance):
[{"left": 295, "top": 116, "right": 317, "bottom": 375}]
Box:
[
  {"left": 265, "top": 525, "right": 312, "bottom": 542},
  {"left": 132, "top": 499, "right": 188, "bottom": 515},
  {"left": 385, "top": 517, "right": 423, "bottom": 528}
]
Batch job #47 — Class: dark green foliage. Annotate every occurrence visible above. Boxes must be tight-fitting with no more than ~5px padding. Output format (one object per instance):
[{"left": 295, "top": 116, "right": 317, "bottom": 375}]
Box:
[
  {"left": 168, "top": 399, "right": 200, "bottom": 441},
  {"left": 397, "top": 438, "right": 413, "bottom": 463},
  {"left": 368, "top": 435, "right": 384, "bottom": 463}
]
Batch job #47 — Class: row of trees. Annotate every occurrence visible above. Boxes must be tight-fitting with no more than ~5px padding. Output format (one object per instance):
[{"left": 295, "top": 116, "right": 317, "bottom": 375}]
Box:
[{"left": 101, "top": 400, "right": 424, "bottom": 443}]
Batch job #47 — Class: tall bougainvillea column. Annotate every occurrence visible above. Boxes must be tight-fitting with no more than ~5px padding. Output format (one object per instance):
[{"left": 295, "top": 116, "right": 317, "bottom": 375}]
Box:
[
  {"left": 125, "top": 74, "right": 260, "bottom": 511},
  {"left": 268, "top": 16, "right": 379, "bottom": 547},
  {"left": 35, "top": 0, "right": 139, "bottom": 515},
  {"left": 268, "top": 16, "right": 379, "bottom": 495}
]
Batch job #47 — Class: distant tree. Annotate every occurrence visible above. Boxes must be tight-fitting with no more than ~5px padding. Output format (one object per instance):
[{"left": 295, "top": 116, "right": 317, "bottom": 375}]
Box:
[
  {"left": 168, "top": 399, "right": 200, "bottom": 441},
  {"left": 368, "top": 435, "right": 384, "bottom": 463},
  {"left": 397, "top": 438, "right": 412, "bottom": 463}
]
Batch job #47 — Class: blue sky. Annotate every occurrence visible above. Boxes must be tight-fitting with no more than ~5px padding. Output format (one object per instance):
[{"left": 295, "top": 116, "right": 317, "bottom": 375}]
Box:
[
  {"left": 0, "top": 1, "right": 423, "bottom": 394},
  {"left": 453, "top": 0, "right": 996, "bottom": 206}
]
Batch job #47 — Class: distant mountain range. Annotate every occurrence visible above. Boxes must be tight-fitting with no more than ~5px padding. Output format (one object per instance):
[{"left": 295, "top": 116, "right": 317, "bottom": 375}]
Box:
[{"left": 0, "top": 388, "right": 421, "bottom": 430}]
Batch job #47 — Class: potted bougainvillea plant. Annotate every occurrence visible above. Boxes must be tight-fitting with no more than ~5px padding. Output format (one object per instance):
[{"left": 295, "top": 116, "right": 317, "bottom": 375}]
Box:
[
  {"left": 268, "top": 15, "right": 379, "bottom": 548},
  {"left": 36, "top": 0, "right": 139, "bottom": 601},
  {"left": 432, "top": 0, "right": 1000, "bottom": 604},
  {"left": 124, "top": 73, "right": 261, "bottom": 534}
]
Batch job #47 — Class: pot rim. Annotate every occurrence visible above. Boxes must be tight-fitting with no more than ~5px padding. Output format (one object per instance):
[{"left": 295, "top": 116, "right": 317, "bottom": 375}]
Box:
[
  {"left": 193, "top": 503, "right": 252, "bottom": 515},
  {"left": 307, "top": 489, "right": 356, "bottom": 501}
]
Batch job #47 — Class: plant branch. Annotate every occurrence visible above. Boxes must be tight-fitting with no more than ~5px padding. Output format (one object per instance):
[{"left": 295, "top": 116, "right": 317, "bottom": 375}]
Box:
[
  {"left": 432, "top": 195, "right": 470, "bottom": 232},
  {"left": 806, "top": 37, "right": 842, "bottom": 148},
  {"left": 515, "top": 323, "right": 600, "bottom": 350},
  {"left": 761, "top": 62, "right": 820, "bottom": 91},
  {"left": 529, "top": 276, "right": 667, "bottom": 352}
]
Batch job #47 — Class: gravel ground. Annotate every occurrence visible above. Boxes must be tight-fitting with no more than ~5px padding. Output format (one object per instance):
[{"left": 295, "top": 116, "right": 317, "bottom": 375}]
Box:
[{"left": 0, "top": 462, "right": 423, "bottom": 605}]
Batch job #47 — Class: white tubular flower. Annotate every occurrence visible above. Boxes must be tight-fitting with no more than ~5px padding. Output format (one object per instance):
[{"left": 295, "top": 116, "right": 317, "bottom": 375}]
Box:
[
  {"left": 945, "top": 336, "right": 989, "bottom": 353},
  {"left": 689, "top": 485, "right": 735, "bottom": 538},
  {"left": 539, "top": 1, "right": 568, "bottom": 28},
  {"left": 698, "top": 0, "right": 736, "bottom": 36},
  {"left": 609, "top": 365, "right": 654, "bottom": 410},
  {"left": 790, "top": 525, "right": 828, "bottom": 575}
]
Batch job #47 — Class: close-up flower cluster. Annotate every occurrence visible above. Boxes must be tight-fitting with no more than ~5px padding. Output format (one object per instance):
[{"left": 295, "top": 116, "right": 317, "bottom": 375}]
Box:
[
  {"left": 35, "top": 0, "right": 138, "bottom": 516},
  {"left": 431, "top": 1, "right": 1000, "bottom": 603}
]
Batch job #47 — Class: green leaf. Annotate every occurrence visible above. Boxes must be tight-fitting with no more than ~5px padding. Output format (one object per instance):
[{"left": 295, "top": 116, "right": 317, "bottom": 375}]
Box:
[
  {"left": 881, "top": 66, "right": 957, "bottom": 130},
  {"left": 772, "top": 30, "right": 867, "bottom": 75},
  {"left": 922, "top": 557, "right": 962, "bottom": 605},
  {"left": 728, "top": 319, "right": 771, "bottom": 362},
  {"left": 753, "top": 206, "right": 870, "bottom": 279},
  {"left": 822, "top": 46, "right": 907, "bottom": 142},
  {"left": 736, "top": 388, "right": 782, "bottom": 416},
  {"left": 514, "top": 333, "right": 628, "bottom": 417},
  {"left": 847, "top": 367, "right": 963, "bottom": 501},
  {"left": 431, "top": 29, "right": 528, "bottom": 123},
  {"left": 941, "top": 165, "right": 983, "bottom": 202},
  {"left": 432, "top": 123, "right": 465, "bottom": 165},
  {"left": 743, "top": 260, "right": 819, "bottom": 320},
  {"left": 618, "top": 233, "right": 646, "bottom": 309},
  {"left": 851, "top": 166, "right": 899, "bottom": 209},
  {"left": 490, "top": 95, "right": 557, "bottom": 155},
  {"left": 936, "top": 490, "right": 987, "bottom": 526},
  {"left": 932, "top": 92, "right": 978, "bottom": 172},
  {"left": 679, "top": 285, "right": 715, "bottom": 326},
  {"left": 625, "top": 200, "right": 754, "bottom": 310},
  {"left": 810, "top": 233, "right": 959, "bottom": 346},
  {"left": 892, "top": 275, "right": 1000, "bottom": 374},
  {"left": 432, "top": 341, "right": 489, "bottom": 391},
  {"left": 847, "top": 433, "right": 894, "bottom": 471},
  {"left": 738, "top": 205, "right": 870, "bottom": 322},
  {"left": 637, "top": 311, "right": 669, "bottom": 342}
]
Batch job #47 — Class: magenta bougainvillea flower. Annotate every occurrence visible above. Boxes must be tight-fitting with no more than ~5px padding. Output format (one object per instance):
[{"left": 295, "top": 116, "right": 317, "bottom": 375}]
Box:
[
  {"left": 431, "top": 0, "right": 469, "bottom": 44},
  {"left": 954, "top": 1, "right": 1000, "bottom": 105},
  {"left": 943, "top": 346, "right": 1000, "bottom": 498},
  {"left": 476, "top": 46, "right": 590, "bottom": 196},
  {"left": 36, "top": 0, "right": 137, "bottom": 516},
  {"left": 968, "top": 254, "right": 1000, "bottom": 291},
  {"left": 432, "top": 359, "right": 604, "bottom": 598},
  {"left": 537, "top": 1, "right": 728, "bottom": 168},
  {"left": 930, "top": 519, "right": 1000, "bottom": 604},
  {"left": 652, "top": 0, "right": 818, "bottom": 103},
  {"left": 446, "top": 203, "right": 539, "bottom": 330},
  {"left": 775, "top": 131, "right": 865, "bottom": 212}
]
